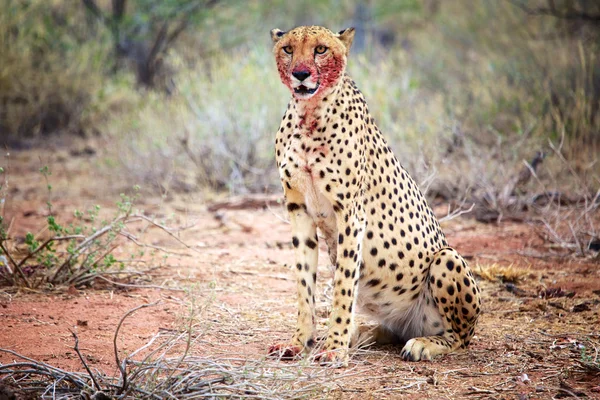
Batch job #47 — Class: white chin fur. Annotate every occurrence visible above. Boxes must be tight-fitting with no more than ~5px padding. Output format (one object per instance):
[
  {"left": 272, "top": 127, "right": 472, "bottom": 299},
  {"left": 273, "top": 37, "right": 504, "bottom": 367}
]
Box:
[{"left": 294, "top": 91, "right": 316, "bottom": 100}]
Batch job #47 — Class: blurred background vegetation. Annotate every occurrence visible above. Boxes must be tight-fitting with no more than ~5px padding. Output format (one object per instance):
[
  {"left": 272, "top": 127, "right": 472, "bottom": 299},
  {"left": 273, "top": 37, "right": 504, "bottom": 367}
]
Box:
[{"left": 0, "top": 0, "right": 598, "bottom": 203}]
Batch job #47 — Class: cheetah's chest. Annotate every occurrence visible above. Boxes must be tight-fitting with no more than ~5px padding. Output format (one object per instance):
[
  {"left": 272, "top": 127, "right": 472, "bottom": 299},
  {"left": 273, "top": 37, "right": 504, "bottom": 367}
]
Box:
[{"left": 281, "top": 138, "right": 334, "bottom": 222}]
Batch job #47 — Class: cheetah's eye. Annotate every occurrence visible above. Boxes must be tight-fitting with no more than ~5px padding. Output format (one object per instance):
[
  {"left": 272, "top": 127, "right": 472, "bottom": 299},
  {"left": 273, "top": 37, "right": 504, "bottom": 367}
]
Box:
[
  {"left": 282, "top": 45, "right": 293, "bottom": 54},
  {"left": 315, "top": 45, "right": 328, "bottom": 54}
]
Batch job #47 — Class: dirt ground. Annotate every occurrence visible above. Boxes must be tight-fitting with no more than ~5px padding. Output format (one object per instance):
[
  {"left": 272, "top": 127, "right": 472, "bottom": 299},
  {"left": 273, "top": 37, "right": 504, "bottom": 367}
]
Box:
[{"left": 0, "top": 144, "right": 599, "bottom": 399}]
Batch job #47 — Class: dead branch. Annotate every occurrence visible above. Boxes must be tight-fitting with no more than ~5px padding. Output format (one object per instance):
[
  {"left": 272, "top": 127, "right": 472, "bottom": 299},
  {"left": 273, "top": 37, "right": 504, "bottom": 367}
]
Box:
[
  {"left": 95, "top": 275, "right": 186, "bottom": 291},
  {"left": 439, "top": 203, "right": 475, "bottom": 223},
  {"left": 50, "top": 223, "right": 117, "bottom": 283},
  {"left": 16, "top": 235, "right": 85, "bottom": 272},
  {"left": 229, "top": 269, "right": 293, "bottom": 281},
  {"left": 207, "top": 194, "right": 283, "bottom": 212},
  {"left": 548, "top": 139, "right": 592, "bottom": 199},
  {"left": 0, "top": 348, "right": 90, "bottom": 391}
]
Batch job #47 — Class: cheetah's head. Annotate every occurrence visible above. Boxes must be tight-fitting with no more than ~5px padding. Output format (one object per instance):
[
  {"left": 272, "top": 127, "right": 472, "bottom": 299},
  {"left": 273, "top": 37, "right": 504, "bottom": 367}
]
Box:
[{"left": 270, "top": 26, "right": 355, "bottom": 100}]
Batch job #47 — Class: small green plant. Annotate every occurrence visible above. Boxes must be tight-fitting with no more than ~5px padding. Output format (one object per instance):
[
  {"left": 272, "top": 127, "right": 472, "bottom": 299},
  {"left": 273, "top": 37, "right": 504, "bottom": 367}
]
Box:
[
  {"left": 0, "top": 167, "right": 156, "bottom": 289},
  {"left": 580, "top": 343, "right": 600, "bottom": 372}
]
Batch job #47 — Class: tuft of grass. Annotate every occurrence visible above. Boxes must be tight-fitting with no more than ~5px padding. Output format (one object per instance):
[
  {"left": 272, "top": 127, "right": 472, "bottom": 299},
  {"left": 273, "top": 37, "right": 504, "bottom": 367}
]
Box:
[{"left": 472, "top": 263, "right": 530, "bottom": 284}]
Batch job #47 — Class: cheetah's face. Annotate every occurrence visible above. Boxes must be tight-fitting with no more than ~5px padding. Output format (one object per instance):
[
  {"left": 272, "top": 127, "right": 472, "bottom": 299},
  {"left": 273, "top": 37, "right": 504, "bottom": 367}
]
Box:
[{"left": 271, "top": 26, "right": 355, "bottom": 100}]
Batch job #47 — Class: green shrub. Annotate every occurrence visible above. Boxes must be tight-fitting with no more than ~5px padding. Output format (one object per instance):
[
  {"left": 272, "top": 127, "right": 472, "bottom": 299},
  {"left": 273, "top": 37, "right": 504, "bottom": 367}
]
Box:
[
  {"left": 0, "top": 166, "right": 147, "bottom": 289},
  {"left": 0, "top": 0, "right": 110, "bottom": 139},
  {"left": 106, "top": 49, "right": 288, "bottom": 194}
]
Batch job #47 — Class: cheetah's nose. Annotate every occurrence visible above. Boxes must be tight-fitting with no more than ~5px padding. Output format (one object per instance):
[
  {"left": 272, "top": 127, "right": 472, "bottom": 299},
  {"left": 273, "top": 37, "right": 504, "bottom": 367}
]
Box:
[{"left": 292, "top": 70, "right": 311, "bottom": 81}]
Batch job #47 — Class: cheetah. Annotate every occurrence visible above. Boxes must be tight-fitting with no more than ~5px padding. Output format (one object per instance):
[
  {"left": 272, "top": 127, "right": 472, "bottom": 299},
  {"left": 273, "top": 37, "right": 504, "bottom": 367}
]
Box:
[{"left": 267, "top": 26, "right": 481, "bottom": 365}]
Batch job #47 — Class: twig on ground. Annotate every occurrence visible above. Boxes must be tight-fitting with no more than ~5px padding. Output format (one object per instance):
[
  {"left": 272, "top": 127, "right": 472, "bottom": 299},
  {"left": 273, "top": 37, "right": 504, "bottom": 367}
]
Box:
[
  {"left": 265, "top": 196, "right": 290, "bottom": 225},
  {"left": 207, "top": 194, "right": 283, "bottom": 212},
  {"left": 95, "top": 275, "right": 186, "bottom": 291},
  {"left": 464, "top": 387, "right": 495, "bottom": 395},
  {"left": 372, "top": 379, "right": 427, "bottom": 393},
  {"left": 0, "top": 348, "right": 90, "bottom": 393},
  {"left": 229, "top": 269, "right": 293, "bottom": 281}
]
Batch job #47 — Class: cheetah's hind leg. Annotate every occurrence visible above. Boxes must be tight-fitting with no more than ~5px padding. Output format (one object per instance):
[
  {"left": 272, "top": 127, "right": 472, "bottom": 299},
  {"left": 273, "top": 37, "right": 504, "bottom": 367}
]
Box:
[{"left": 401, "top": 247, "right": 482, "bottom": 361}]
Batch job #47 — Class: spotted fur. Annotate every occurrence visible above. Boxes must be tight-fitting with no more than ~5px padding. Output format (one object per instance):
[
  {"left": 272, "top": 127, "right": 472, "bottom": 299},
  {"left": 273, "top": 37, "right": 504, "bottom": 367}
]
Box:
[{"left": 267, "top": 26, "right": 481, "bottom": 365}]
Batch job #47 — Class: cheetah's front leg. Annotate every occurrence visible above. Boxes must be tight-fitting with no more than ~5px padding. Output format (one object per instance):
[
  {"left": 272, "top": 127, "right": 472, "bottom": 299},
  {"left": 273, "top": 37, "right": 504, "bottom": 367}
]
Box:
[
  {"left": 317, "top": 203, "right": 365, "bottom": 366},
  {"left": 268, "top": 189, "right": 318, "bottom": 359}
]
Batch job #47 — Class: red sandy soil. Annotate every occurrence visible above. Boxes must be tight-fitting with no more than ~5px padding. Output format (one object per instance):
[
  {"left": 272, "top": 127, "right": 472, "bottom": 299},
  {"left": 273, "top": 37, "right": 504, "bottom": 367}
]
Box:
[{"left": 0, "top": 144, "right": 599, "bottom": 399}]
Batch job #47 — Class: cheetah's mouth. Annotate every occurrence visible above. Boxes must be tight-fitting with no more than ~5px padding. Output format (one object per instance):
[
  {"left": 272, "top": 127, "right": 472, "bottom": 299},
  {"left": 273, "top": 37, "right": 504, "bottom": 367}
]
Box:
[{"left": 294, "top": 84, "right": 319, "bottom": 96}]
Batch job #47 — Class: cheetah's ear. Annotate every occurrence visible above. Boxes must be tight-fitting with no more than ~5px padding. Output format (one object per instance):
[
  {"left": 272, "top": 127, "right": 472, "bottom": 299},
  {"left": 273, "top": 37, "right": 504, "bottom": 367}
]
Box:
[
  {"left": 337, "top": 27, "right": 355, "bottom": 53},
  {"left": 270, "top": 29, "right": 286, "bottom": 43}
]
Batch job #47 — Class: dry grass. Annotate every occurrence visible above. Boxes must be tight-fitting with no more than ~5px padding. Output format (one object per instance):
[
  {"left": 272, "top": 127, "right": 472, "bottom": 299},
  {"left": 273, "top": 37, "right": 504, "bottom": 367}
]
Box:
[
  {"left": 0, "top": 290, "right": 395, "bottom": 399},
  {"left": 472, "top": 263, "right": 530, "bottom": 284},
  {"left": 2, "top": 276, "right": 600, "bottom": 399}
]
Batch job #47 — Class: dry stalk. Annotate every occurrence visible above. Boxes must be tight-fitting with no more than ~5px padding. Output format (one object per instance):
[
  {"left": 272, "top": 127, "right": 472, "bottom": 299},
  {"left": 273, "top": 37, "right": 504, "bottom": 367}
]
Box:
[
  {"left": 70, "top": 330, "right": 102, "bottom": 392},
  {"left": 439, "top": 202, "right": 475, "bottom": 223},
  {"left": 114, "top": 301, "right": 161, "bottom": 396},
  {"left": 129, "top": 213, "right": 202, "bottom": 255},
  {"left": 0, "top": 348, "right": 92, "bottom": 396},
  {"left": 0, "top": 241, "right": 30, "bottom": 287}
]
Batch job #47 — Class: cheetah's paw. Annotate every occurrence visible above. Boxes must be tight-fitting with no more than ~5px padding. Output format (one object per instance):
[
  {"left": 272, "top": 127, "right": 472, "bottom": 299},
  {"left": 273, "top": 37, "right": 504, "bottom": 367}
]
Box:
[
  {"left": 267, "top": 343, "right": 303, "bottom": 360},
  {"left": 401, "top": 338, "right": 433, "bottom": 362},
  {"left": 314, "top": 349, "right": 348, "bottom": 367}
]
